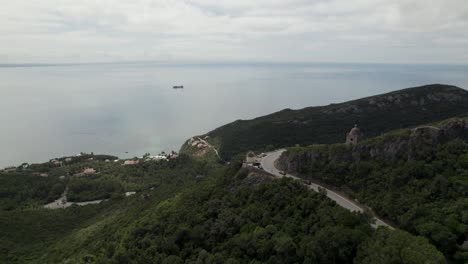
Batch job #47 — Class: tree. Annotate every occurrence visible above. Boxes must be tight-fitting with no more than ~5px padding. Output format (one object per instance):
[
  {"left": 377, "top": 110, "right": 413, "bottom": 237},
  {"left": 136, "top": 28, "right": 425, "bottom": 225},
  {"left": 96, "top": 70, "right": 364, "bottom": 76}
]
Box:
[{"left": 355, "top": 228, "right": 446, "bottom": 264}]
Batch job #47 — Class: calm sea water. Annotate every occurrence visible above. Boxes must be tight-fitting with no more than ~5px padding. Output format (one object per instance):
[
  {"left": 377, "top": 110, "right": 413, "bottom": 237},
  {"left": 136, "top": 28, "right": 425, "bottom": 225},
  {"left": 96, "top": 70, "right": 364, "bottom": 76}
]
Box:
[{"left": 1, "top": 62, "right": 468, "bottom": 167}]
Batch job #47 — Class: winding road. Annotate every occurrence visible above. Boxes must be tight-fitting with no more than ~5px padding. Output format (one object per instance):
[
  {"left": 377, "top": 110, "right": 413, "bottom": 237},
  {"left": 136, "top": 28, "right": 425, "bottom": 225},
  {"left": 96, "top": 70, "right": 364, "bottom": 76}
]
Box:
[
  {"left": 44, "top": 186, "right": 105, "bottom": 209},
  {"left": 261, "top": 149, "right": 393, "bottom": 229}
]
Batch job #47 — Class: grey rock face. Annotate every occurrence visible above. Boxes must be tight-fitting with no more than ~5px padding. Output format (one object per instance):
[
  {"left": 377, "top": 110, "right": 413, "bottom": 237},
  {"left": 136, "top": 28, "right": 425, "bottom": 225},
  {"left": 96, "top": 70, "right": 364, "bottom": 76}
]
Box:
[{"left": 279, "top": 118, "right": 468, "bottom": 173}]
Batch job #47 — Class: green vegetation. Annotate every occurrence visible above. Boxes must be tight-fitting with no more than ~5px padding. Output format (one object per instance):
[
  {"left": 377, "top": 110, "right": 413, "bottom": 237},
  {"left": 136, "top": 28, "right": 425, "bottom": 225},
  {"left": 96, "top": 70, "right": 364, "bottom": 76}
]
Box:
[
  {"left": 1, "top": 152, "right": 214, "bottom": 204},
  {"left": 0, "top": 172, "right": 65, "bottom": 210},
  {"left": 0, "top": 205, "right": 106, "bottom": 263},
  {"left": 102, "top": 171, "right": 373, "bottom": 263},
  {"left": 194, "top": 84, "right": 468, "bottom": 160},
  {"left": 68, "top": 176, "right": 124, "bottom": 202},
  {"left": 0, "top": 155, "right": 212, "bottom": 263},
  {"left": 289, "top": 139, "right": 468, "bottom": 262},
  {"left": 65, "top": 155, "right": 212, "bottom": 202},
  {"left": 0, "top": 155, "right": 444, "bottom": 263},
  {"left": 355, "top": 228, "right": 445, "bottom": 264}
]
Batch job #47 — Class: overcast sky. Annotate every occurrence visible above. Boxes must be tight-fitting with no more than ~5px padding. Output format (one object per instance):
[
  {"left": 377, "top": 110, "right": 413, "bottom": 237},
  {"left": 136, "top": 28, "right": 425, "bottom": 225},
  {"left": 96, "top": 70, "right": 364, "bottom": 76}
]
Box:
[{"left": 1, "top": 0, "right": 468, "bottom": 64}]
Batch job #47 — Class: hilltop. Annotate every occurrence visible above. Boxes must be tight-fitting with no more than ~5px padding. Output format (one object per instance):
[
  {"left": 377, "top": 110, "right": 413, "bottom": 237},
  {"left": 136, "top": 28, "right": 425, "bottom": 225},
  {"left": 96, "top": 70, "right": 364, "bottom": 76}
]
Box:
[{"left": 181, "top": 84, "right": 468, "bottom": 160}]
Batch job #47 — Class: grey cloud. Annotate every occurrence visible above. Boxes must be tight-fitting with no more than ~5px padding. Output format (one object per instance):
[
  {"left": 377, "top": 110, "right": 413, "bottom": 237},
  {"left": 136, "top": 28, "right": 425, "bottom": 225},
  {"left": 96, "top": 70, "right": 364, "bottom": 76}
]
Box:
[{"left": 0, "top": 0, "right": 467, "bottom": 64}]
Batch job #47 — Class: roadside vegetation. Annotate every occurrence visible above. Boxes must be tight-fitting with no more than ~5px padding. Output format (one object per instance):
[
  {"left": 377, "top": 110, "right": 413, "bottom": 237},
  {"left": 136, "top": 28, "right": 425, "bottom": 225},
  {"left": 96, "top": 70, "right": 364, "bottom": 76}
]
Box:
[{"left": 287, "top": 139, "right": 468, "bottom": 262}]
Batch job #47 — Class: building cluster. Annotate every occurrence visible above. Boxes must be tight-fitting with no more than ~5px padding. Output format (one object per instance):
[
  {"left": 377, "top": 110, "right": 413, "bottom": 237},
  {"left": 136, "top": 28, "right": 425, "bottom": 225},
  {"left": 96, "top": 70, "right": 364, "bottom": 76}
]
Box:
[
  {"left": 146, "top": 151, "right": 179, "bottom": 161},
  {"left": 74, "top": 168, "right": 97, "bottom": 177},
  {"left": 188, "top": 136, "right": 210, "bottom": 150},
  {"left": 119, "top": 151, "right": 179, "bottom": 166}
]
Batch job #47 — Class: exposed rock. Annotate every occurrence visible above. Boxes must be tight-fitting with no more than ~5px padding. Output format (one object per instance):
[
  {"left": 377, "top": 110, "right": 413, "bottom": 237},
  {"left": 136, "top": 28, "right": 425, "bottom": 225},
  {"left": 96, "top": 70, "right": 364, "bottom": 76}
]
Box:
[
  {"left": 278, "top": 118, "right": 468, "bottom": 172},
  {"left": 239, "top": 168, "right": 274, "bottom": 187},
  {"left": 408, "top": 126, "right": 440, "bottom": 160}
]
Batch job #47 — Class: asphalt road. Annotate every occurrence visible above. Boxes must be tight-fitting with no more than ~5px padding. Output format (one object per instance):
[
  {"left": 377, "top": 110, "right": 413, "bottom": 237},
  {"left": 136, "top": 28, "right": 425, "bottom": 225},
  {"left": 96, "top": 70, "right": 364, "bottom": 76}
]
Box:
[{"left": 261, "top": 149, "right": 393, "bottom": 229}]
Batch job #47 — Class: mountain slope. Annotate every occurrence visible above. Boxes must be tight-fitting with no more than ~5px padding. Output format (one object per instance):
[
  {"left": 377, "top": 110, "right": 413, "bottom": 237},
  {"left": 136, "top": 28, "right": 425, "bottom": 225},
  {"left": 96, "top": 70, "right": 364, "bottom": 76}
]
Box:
[
  {"left": 277, "top": 116, "right": 468, "bottom": 262},
  {"left": 185, "top": 84, "right": 468, "bottom": 160},
  {"left": 0, "top": 144, "right": 447, "bottom": 263},
  {"left": 7, "top": 162, "right": 444, "bottom": 264}
]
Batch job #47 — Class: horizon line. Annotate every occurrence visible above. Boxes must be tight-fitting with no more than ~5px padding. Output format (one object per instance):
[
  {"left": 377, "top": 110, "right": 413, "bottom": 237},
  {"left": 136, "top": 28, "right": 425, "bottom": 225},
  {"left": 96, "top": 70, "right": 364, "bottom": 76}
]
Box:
[{"left": 1, "top": 60, "right": 468, "bottom": 68}]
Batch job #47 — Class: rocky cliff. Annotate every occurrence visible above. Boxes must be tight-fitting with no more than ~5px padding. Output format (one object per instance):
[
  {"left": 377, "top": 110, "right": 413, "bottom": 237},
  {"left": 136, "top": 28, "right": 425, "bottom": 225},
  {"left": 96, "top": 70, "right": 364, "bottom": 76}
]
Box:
[{"left": 278, "top": 117, "right": 468, "bottom": 173}]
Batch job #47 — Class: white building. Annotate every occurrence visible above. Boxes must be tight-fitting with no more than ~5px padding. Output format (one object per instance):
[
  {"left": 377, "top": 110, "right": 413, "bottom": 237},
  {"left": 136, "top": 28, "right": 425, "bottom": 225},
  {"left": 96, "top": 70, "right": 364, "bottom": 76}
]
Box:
[{"left": 147, "top": 155, "right": 168, "bottom": 161}]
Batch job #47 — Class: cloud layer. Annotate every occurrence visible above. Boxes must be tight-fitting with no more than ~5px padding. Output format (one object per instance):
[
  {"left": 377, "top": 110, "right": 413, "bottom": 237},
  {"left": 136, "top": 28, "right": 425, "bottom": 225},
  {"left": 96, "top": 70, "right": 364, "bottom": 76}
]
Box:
[{"left": 1, "top": 0, "right": 468, "bottom": 63}]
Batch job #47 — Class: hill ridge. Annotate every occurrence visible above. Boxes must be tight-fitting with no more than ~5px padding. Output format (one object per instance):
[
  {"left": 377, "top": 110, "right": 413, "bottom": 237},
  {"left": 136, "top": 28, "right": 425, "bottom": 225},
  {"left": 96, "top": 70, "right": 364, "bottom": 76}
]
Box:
[{"left": 181, "top": 84, "right": 468, "bottom": 160}]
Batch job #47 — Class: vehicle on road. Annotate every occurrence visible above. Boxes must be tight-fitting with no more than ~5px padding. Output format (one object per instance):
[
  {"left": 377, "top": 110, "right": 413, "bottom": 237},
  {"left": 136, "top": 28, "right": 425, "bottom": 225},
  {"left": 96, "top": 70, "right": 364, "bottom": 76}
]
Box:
[{"left": 279, "top": 171, "right": 286, "bottom": 175}]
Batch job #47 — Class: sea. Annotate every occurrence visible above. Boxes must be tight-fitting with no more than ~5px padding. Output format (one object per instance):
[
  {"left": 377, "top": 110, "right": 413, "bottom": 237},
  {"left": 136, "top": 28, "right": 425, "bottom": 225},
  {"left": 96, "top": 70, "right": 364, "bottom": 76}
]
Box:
[{"left": 1, "top": 62, "right": 468, "bottom": 167}]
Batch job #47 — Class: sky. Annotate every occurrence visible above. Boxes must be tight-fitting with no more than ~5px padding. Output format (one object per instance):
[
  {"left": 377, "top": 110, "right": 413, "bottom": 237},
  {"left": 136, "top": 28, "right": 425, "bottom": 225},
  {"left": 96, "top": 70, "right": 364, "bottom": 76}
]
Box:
[{"left": 1, "top": 0, "right": 468, "bottom": 64}]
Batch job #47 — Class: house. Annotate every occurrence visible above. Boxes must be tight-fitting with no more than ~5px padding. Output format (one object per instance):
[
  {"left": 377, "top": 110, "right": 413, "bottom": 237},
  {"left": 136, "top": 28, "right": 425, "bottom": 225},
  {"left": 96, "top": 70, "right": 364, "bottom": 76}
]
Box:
[
  {"left": 123, "top": 160, "right": 139, "bottom": 166},
  {"left": 147, "top": 155, "right": 168, "bottom": 161},
  {"left": 82, "top": 168, "right": 96, "bottom": 175},
  {"left": 65, "top": 157, "right": 73, "bottom": 162}
]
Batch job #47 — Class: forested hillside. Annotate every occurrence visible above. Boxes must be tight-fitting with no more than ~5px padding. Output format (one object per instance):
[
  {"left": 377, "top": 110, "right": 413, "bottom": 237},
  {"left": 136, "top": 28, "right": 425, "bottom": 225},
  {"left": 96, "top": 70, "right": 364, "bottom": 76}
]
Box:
[
  {"left": 278, "top": 117, "right": 468, "bottom": 262},
  {"left": 186, "top": 84, "right": 468, "bottom": 160},
  {"left": 0, "top": 158, "right": 445, "bottom": 263},
  {"left": 0, "top": 154, "right": 214, "bottom": 262}
]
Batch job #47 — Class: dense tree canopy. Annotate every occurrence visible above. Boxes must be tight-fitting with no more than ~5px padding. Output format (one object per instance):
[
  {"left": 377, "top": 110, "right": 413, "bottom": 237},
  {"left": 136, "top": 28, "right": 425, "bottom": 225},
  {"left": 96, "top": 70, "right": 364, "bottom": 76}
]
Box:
[
  {"left": 0, "top": 144, "right": 452, "bottom": 263},
  {"left": 355, "top": 228, "right": 445, "bottom": 264},
  {"left": 289, "top": 139, "right": 468, "bottom": 263}
]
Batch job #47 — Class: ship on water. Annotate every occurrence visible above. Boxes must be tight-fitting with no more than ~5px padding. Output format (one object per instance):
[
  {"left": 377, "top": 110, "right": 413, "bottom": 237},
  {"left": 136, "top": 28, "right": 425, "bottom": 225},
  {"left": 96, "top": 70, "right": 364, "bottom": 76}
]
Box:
[{"left": 173, "top": 85, "right": 184, "bottom": 89}]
